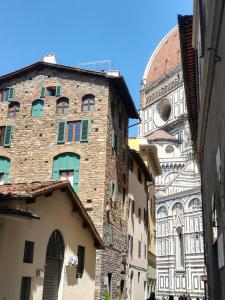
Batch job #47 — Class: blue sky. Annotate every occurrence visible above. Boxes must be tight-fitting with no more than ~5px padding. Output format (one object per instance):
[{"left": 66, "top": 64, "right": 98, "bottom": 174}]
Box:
[{"left": 0, "top": 0, "right": 193, "bottom": 135}]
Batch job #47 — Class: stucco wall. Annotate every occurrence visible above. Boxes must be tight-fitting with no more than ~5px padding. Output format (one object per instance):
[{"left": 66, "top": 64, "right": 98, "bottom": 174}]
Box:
[{"left": 0, "top": 189, "right": 97, "bottom": 300}]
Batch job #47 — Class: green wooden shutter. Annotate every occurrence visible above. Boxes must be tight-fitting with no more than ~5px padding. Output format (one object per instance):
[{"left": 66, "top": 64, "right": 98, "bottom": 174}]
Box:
[
  {"left": 40, "top": 87, "right": 46, "bottom": 98},
  {"left": 73, "top": 169, "right": 79, "bottom": 193},
  {"left": 52, "top": 159, "right": 59, "bottom": 181},
  {"left": 57, "top": 121, "right": 66, "bottom": 144},
  {"left": 81, "top": 119, "right": 89, "bottom": 142},
  {"left": 0, "top": 157, "right": 10, "bottom": 183},
  {"left": 8, "top": 88, "right": 14, "bottom": 101},
  {"left": 32, "top": 100, "right": 44, "bottom": 117},
  {"left": 3, "top": 126, "right": 12, "bottom": 147},
  {"left": 56, "top": 86, "right": 61, "bottom": 96}
]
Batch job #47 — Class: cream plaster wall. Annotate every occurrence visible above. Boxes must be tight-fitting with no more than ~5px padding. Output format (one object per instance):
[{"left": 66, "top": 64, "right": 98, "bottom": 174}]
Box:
[
  {"left": 0, "top": 189, "right": 96, "bottom": 300},
  {"left": 127, "top": 165, "right": 148, "bottom": 300}
]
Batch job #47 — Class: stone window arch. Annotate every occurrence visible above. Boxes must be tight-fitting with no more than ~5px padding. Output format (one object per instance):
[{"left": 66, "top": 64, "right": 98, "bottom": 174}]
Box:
[
  {"left": 8, "top": 101, "right": 20, "bottom": 118},
  {"left": 56, "top": 97, "right": 69, "bottom": 115},
  {"left": 52, "top": 152, "right": 80, "bottom": 192},
  {"left": 82, "top": 94, "right": 95, "bottom": 112},
  {"left": 157, "top": 206, "right": 168, "bottom": 219}
]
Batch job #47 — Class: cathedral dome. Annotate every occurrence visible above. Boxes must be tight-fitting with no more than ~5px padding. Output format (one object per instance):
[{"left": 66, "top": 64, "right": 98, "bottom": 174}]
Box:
[{"left": 143, "top": 26, "right": 181, "bottom": 85}]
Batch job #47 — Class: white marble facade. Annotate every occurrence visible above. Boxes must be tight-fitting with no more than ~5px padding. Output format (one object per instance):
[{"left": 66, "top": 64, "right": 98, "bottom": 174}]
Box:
[{"left": 139, "top": 56, "right": 205, "bottom": 298}]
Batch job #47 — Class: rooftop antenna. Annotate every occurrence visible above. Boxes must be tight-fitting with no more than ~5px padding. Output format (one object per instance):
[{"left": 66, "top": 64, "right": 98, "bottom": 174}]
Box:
[{"left": 77, "top": 60, "right": 113, "bottom": 72}]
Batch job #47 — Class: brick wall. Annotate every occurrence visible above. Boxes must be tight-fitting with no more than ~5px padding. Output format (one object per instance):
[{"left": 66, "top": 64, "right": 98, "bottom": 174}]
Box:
[{"left": 0, "top": 66, "right": 129, "bottom": 299}]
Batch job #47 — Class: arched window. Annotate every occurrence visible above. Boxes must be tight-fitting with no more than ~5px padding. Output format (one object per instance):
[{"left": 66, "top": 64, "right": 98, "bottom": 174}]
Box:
[
  {"left": 8, "top": 102, "right": 20, "bottom": 118},
  {"left": 189, "top": 198, "right": 201, "bottom": 211},
  {"left": 82, "top": 94, "right": 95, "bottom": 112},
  {"left": 157, "top": 206, "right": 168, "bottom": 219},
  {"left": 52, "top": 152, "right": 80, "bottom": 192},
  {"left": 56, "top": 97, "right": 69, "bottom": 115},
  {"left": 0, "top": 156, "right": 10, "bottom": 184},
  {"left": 32, "top": 99, "right": 44, "bottom": 117}
]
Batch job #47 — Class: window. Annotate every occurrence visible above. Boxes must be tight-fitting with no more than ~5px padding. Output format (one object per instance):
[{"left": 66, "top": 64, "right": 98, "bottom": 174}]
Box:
[
  {"left": 110, "top": 181, "right": 117, "bottom": 201},
  {"left": 138, "top": 208, "right": 141, "bottom": 223},
  {"left": 128, "top": 235, "right": 133, "bottom": 258},
  {"left": 52, "top": 152, "right": 80, "bottom": 192},
  {"left": 138, "top": 168, "right": 142, "bottom": 183},
  {"left": 59, "top": 170, "right": 74, "bottom": 187},
  {"left": 138, "top": 241, "right": 141, "bottom": 257},
  {"left": 66, "top": 121, "right": 81, "bottom": 142},
  {"left": 109, "top": 224, "right": 114, "bottom": 246},
  {"left": 138, "top": 272, "right": 140, "bottom": 283},
  {"left": 56, "top": 97, "right": 69, "bottom": 115},
  {"left": 0, "top": 88, "right": 14, "bottom": 102},
  {"left": 40, "top": 86, "right": 61, "bottom": 98},
  {"left": 144, "top": 244, "right": 147, "bottom": 259},
  {"left": 77, "top": 245, "right": 85, "bottom": 278},
  {"left": 8, "top": 102, "right": 20, "bottom": 118},
  {"left": 23, "top": 241, "right": 34, "bottom": 264},
  {"left": 57, "top": 119, "right": 89, "bottom": 144},
  {"left": 32, "top": 99, "right": 44, "bottom": 117},
  {"left": 82, "top": 94, "right": 95, "bottom": 112},
  {"left": 20, "top": 277, "right": 31, "bottom": 300},
  {"left": 0, "top": 126, "right": 12, "bottom": 147},
  {"left": 0, "top": 156, "right": 10, "bottom": 184}
]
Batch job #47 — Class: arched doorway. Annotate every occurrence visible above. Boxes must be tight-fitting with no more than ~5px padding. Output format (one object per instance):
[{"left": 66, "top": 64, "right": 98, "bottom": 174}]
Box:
[{"left": 42, "top": 230, "right": 65, "bottom": 300}]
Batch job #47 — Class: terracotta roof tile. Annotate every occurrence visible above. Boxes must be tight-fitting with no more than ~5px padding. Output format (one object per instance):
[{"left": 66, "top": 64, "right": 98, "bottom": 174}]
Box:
[
  {"left": 0, "top": 181, "right": 62, "bottom": 197},
  {"left": 146, "top": 27, "right": 181, "bottom": 85},
  {"left": 147, "top": 129, "right": 177, "bottom": 142}
]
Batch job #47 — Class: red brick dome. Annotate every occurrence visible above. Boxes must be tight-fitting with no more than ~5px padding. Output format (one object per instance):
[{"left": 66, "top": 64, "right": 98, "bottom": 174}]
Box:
[{"left": 143, "top": 26, "right": 181, "bottom": 85}]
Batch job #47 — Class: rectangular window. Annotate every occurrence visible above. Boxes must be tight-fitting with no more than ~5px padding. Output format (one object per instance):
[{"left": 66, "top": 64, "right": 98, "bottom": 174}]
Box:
[
  {"left": 47, "top": 86, "right": 57, "bottom": 96},
  {"left": 0, "top": 88, "right": 14, "bottom": 102},
  {"left": 77, "top": 245, "right": 85, "bottom": 278},
  {"left": 138, "top": 241, "right": 141, "bottom": 258},
  {"left": 128, "top": 235, "right": 133, "bottom": 258},
  {"left": 0, "top": 127, "right": 5, "bottom": 146},
  {"left": 60, "top": 170, "right": 74, "bottom": 186},
  {"left": 66, "top": 121, "right": 81, "bottom": 143},
  {"left": 138, "top": 208, "right": 141, "bottom": 223},
  {"left": 20, "top": 277, "right": 31, "bottom": 300},
  {"left": 23, "top": 241, "right": 34, "bottom": 264},
  {"left": 138, "top": 168, "right": 142, "bottom": 183},
  {"left": 144, "top": 244, "right": 147, "bottom": 259}
]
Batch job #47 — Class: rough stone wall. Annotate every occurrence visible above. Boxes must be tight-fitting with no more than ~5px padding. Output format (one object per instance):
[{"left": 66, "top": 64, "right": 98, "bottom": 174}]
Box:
[{"left": 0, "top": 67, "right": 129, "bottom": 300}]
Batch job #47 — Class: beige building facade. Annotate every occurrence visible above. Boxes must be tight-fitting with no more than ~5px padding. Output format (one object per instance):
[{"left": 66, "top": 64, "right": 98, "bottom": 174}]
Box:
[
  {"left": 0, "top": 181, "right": 103, "bottom": 300},
  {"left": 0, "top": 60, "right": 139, "bottom": 299},
  {"left": 128, "top": 138, "right": 161, "bottom": 297}
]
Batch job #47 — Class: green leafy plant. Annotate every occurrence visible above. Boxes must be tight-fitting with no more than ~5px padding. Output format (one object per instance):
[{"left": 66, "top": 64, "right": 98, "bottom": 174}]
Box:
[{"left": 104, "top": 290, "right": 110, "bottom": 300}]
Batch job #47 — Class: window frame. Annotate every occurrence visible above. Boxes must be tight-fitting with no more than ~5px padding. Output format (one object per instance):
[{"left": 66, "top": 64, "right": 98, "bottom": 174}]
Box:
[
  {"left": 23, "top": 240, "right": 34, "bottom": 264},
  {"left": 8, "top": 101, "right": 20, "bottom": 118},
  {"left": 56, "top": 97, "right": 69, "bottom": 115},
  {"left": 82, "top": 94, "right": 95, "bottom": 112}
]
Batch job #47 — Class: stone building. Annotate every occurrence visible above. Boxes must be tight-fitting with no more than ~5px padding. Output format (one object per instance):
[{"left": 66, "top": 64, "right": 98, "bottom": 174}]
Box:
[
  {"left": 0, "top": 181, "right": 103, "bottom": 299},
  {"left": 0, "top": 59, "right": 139, "bottom": 299},
  {"left": 179, "top": 2, "right": 225, "bottom": 299},
  {"left": 129, "top": 137, "right": 161, "bottom": 295},
  {"left": 138, "top": 27, "right": 205, "bottom": 299}
]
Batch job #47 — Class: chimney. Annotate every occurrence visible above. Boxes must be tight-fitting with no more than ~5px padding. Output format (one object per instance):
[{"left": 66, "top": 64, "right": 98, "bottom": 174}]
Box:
[{"left": 42, "top": 53, "right": 57, "bottom": 64}]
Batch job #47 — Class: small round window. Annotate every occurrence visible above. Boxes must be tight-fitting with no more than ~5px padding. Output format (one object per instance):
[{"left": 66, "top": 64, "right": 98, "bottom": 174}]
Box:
[{"left": 165, "top": 145, "right": 174, "bottom": 153}]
